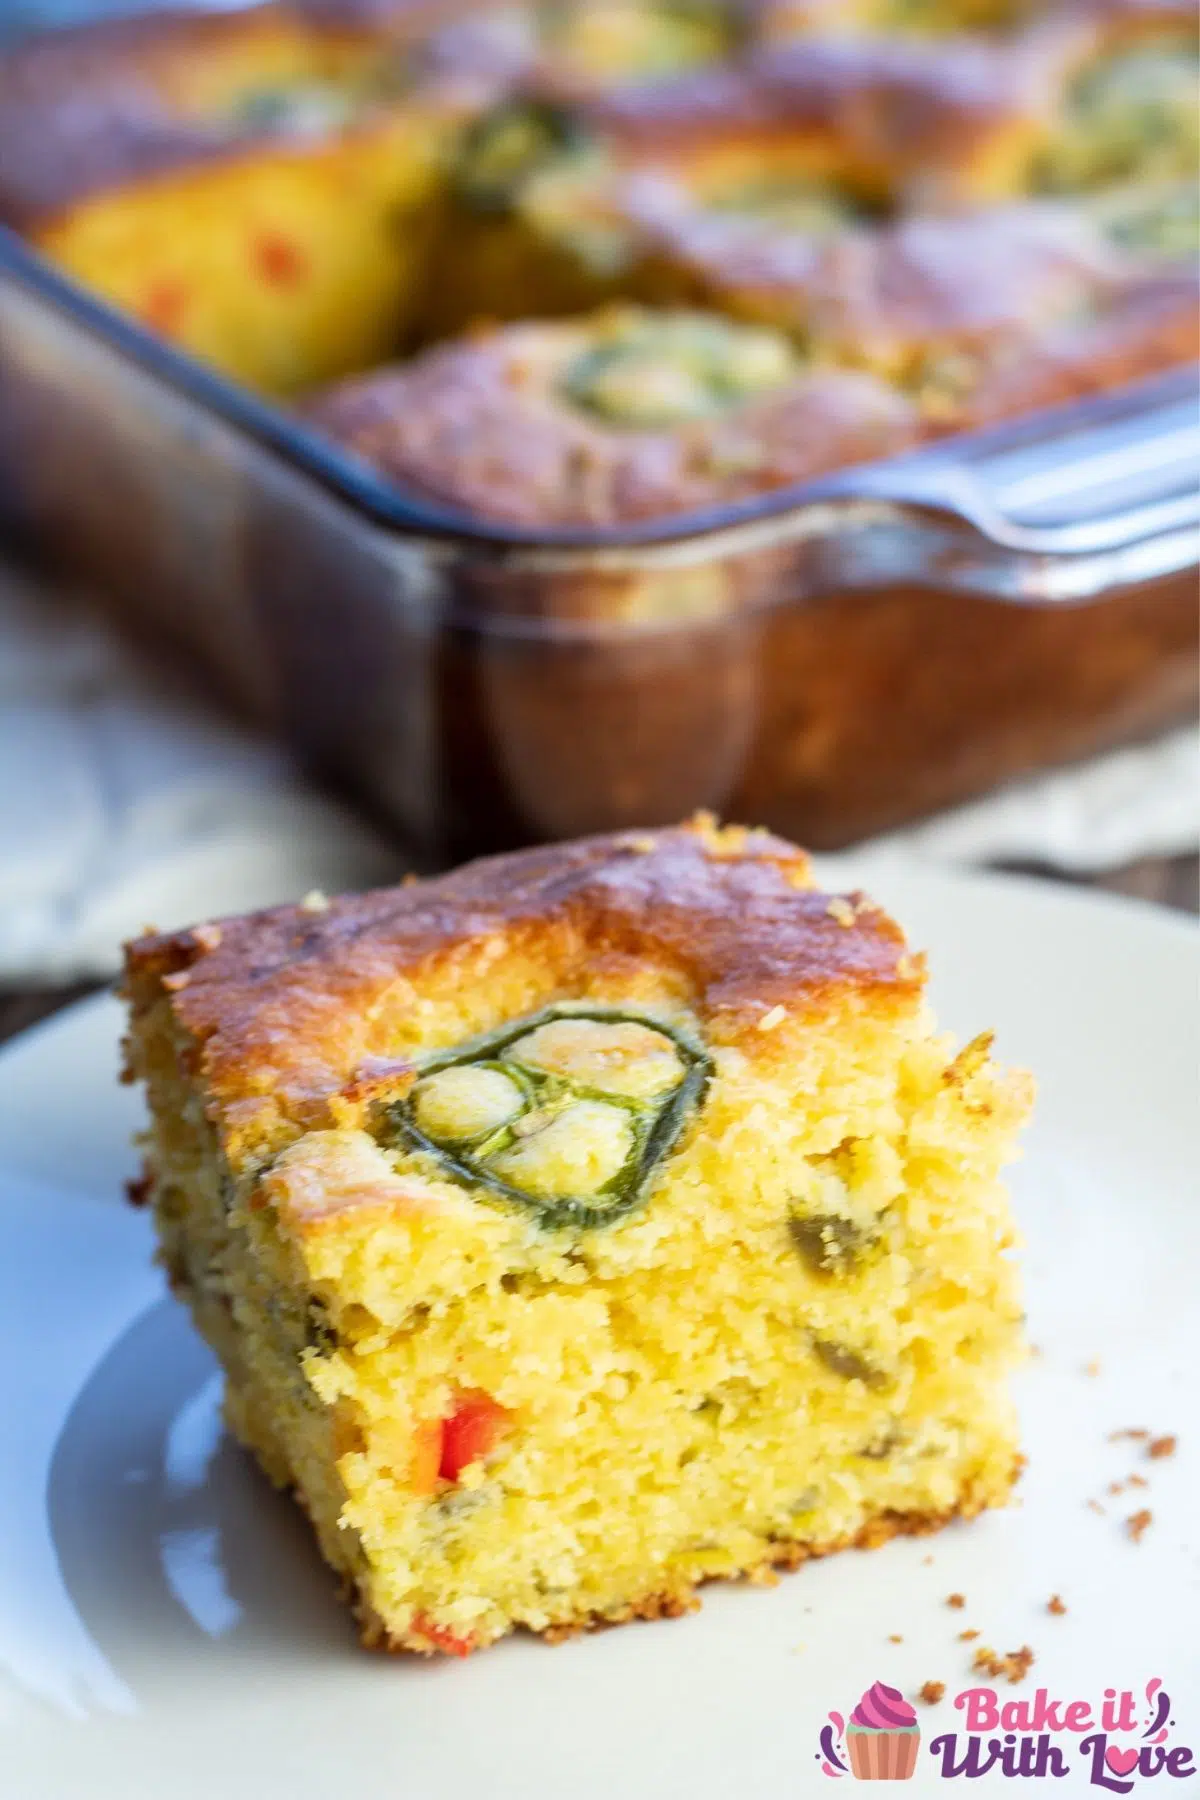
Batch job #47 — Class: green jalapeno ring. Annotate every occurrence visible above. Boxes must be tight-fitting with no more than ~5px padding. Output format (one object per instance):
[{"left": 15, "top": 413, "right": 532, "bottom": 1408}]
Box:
[{"left": 380, "top": 1005, "right": 712, "bottom": 1231}]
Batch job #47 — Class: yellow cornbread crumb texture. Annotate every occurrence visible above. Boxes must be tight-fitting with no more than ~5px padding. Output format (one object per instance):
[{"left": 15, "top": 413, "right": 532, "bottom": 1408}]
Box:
[{"left": 130, "top": 936, "right": 1029, "bottom": 1655}]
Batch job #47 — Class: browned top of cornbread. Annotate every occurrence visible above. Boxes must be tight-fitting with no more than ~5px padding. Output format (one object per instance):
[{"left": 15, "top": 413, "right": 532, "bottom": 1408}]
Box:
[
  {"left": 0, "top": 0, "right": 482, "bottom": 228},
  {"left": 949, "top": 272, "right": 1200, "bottom": 427},
  {"left": 123, "top": 818, "right": 923, "bottom": 1162},
  {"left": 626, "top": 185, "right": 1131, "bottom": 357},
  {"left": 572, "top": 33, "right": 1056, "bottom": 195},
  {"left": 1062, "top": 0, "right": 1198, "bottom": 41},
  {"left": 302, "top": 308, "right": 915, "bottom": 525}
]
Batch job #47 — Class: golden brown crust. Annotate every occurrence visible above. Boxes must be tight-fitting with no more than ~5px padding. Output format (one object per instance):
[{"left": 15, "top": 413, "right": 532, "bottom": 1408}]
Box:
[
  {"left": 123, "top": 818, "right": 922, "bottom": 1161},
  {"left": 949, "top": 274, "right": 1200, "bottom": 428},
  {"left": 0, "top": 0, "right": 488, "bottom": 230},
  {"left": 574, "top": 34, "right": 1054, "bottom": 200},
  {"left": 302, "top": 310, "right": 916, "bottom": 525},
  {"left": 360, "top": 1459, "right": 1022, "bottom": 1655},
  {"left": 629, "top": 186, "right": 1133, "bottom": 371}
]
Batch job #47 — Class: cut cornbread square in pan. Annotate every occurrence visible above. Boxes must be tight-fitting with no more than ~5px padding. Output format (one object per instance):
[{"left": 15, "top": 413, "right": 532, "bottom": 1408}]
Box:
[
  {"left": 1030, "top": 17, "right": 1199, "bottom": 195},
  {"left": 624, "top": 178, "right": 1145, "bottom": 388},
  {"left": 122, "top": 817, "right": 1032, "bottom": 1658},
  {"left": 0, "top": 4, "right": 493, "bottom": 394},
  {"left": 424, "top": 32, "right": 1049, "bottom": 337},
  {"left": 302, "top": 305, "right": 917, "bottom": 528}
]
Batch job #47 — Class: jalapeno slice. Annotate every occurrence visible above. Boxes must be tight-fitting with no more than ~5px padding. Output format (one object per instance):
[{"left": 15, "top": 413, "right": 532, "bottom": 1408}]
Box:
[
  {"left": 381, "top": 1005, "right": 711, "bottom": 1230},
  {"left": 788, "top": 1207, "right": 879, "bottom": 1277}
]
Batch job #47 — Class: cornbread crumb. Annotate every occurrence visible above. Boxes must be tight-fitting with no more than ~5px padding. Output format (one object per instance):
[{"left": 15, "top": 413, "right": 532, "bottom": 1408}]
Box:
[
  {"left": 922, "top": 1555, "right": 935, "bottom": 1566},
  {"left": 1083, "top": 1359, "right": 1101, "bottom": 1377},
  {"left": 826, "top": 897, "right": 856, "bottom": 928},
  {"left": 189, "top": 922, "right": 223, "bottom": 950},
  {"left": 1147, "top": 1435, "right": 1177, "bottom": 1460},
  {"left": 624, "top": 835, "right": 657, "bottom": 853},
  {"left": 1126, "top": 1509, "right": 1153, "bottom": 1543},
  {"left": 1109, "top": 1428, "right": 1149, "bottom": 1441},
  {"left": 299, "top": 889, "right": 330, "bottom": 912},
  {"left": 919, "top": 1681, "right": 946, "bottom": 1705},
  {"left": 122, "top": 820, "right": 1030, "bottom": 1656},
  {"left": 888, "top": 1633, "right": 904, "bottom": 1643},
  {"left": 946, "top": 1592, "right": 966, "bottom": 1609},
  {"left": 125, "top": 1171, "right": 152, "bottom": 1208},
  {"left": 973, "top": 1645, "right": 1035, "bottom": 1684},
  {"left": 959, "top": 1628, "right": 980, "bottom": 1641},
  {"left": 1047, "top": 1594, "right": 1067, "bottom": 1616},
  {"left": 161, "top": 970, "right": 190, "bottom": 991},
  {"left": 757, "top": 1004, "right": 788, "bottom": 1032},
  {"left": 1086, "top": 1499, "right": 1107, "bottom": 1515},
  {"left": 1109, "top": 1473, "right": 1149, "bottom": 1495}
]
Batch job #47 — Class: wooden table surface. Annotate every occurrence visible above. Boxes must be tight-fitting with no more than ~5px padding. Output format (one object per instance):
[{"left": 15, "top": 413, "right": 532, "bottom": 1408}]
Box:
[{"left": 1, "top": 853, "right": 1194, "bottom": 1049}]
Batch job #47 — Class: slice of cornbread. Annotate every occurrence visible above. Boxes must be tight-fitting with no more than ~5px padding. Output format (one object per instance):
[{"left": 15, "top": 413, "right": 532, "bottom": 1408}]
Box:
[{"left": 122, "top": 818, "right": 1031, "bottom": 1657}]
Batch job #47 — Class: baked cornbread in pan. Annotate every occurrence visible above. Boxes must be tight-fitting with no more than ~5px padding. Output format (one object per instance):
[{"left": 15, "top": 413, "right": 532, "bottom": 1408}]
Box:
[
  {"left": 1035, "top": 26, "right": 1199, "bottom": 196},
  {"left": 577, "top": 33, "right": 1054, "bottom": 202},
  {"left": 535, "top": 0, "right": 749, "bottom": 93},
  {"left": 626, "top": 185, "right": 1156, "bottom": 390},
  {"left": 123, "top": 817, "right": 1031, "bottom": 1656},
  {"left": 751, "top": 0, "right": 1043, "bottom": 41},
  {"left": 302, "top": 305, "right": 917, "bottom": 525},
  {"left": 427, "top": 35, "right": 1054, "bottom": 333},
  {"left": 0, "top": 2, "right": 496, "bottom": 393},
  {"left": 424, "top": 12, "right": 1197, "bottom": 344},
  {"left": 302, "top": 280, "right": 1200, "bottom": 525},
  {"left": 4, "top": 0, "right": 1195, "bottom": 413}
]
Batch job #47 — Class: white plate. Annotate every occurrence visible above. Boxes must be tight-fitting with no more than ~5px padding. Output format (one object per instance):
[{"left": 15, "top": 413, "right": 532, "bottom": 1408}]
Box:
[{"left": 0, "top": 867, "right": 1196, "bottom": 1800}]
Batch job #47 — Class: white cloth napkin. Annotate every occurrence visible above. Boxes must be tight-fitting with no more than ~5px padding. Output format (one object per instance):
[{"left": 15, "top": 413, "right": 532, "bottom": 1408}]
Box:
[
  {"left": 0, "top": 565, "right": 402, "bottom": 982},
  {"left": 1, "top": 562, "right": 1195, "bottom": 983}
]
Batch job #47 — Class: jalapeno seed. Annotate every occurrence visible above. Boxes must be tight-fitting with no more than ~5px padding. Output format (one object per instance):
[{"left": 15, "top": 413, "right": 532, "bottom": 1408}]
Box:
[
  {"left": 504, "top": 1017, "right": 685, "bottom": 1099},
  {"left": 411, "top": 1065, "right": 526, "bottom": 1144},
  {"left": 489, "top": 1099, "right": 634, "bottom": 1197}
]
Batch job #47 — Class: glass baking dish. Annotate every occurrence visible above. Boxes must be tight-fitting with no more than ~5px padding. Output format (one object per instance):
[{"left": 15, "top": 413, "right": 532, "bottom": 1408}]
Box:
[{"left": 1, "top": 226, "right": 1196, "bottom": 865}]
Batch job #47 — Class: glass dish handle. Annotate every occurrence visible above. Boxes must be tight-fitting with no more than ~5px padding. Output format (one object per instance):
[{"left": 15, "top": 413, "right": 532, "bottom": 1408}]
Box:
[{"left": 838, "top": 368, "right": 1200, "bottom": 596}]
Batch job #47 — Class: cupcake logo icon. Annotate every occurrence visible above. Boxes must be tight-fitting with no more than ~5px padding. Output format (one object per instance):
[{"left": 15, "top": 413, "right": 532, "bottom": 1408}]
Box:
[{"left": 820, "top": 1682, "right": 921, "bottom": 1781}]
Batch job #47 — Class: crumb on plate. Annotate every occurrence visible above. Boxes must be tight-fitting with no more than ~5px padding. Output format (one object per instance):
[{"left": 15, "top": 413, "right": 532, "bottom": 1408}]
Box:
[{"left": 972, "top": 1645, "right": 1035, "bottom": 1684}]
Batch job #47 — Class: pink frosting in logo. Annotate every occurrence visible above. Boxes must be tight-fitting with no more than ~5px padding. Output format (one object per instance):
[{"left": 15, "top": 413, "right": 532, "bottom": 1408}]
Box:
[{"left": 850, "top": 1682, "right": 919, "bottom": 1730}]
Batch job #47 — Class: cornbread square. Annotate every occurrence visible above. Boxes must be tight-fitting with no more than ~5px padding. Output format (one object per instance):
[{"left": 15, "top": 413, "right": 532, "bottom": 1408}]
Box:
[
  {"left": 425, "top": 40, "right": 1045, "bottom": 337},
  {"left": 123, "top": 818, "right": 1031, "bottom": 1657},
  {"left": 303, "top": 306, "right": 915, "bottom": 527},
  {"left": 0, "top": 4, "right": 490, "bottom": 394}
]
